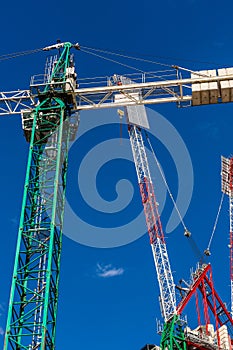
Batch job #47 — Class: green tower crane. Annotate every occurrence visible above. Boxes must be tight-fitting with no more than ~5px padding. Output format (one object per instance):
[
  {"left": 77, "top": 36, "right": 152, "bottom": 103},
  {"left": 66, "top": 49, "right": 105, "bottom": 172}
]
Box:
[
  {"left": 4, "top": 42, "right": 80, "bottom": 350},
  {"left": 3, "top": 42, "right": 233, "bottom": 350}
]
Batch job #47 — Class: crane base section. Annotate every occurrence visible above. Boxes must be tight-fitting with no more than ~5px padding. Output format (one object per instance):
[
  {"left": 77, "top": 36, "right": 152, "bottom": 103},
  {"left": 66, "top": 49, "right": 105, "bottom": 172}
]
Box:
[
  {"left": 186, "top": 324, "right": 231, "bottom": 350},
  {"left": 160, "top": 315, "right": 187, "bottom": 350},
  {"left": 142, "top": 323, "right": 231, "bottom": 350}
]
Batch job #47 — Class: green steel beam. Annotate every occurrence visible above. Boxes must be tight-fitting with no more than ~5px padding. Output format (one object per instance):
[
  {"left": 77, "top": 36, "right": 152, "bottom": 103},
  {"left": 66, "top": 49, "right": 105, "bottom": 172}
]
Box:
[
  {"left": 4, "top": 43, "right": 79, "bottom": 350},
  {"left": 160, "top": 315, "right": 187, "bottom": 350},
  {"left": 45, "top": 42, "right": 73, "bottom": 91}
]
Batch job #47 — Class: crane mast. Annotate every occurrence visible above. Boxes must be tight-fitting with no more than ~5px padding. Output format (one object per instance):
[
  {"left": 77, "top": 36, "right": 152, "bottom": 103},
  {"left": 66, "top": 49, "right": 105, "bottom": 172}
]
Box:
[
  {"left": 112, "top": 73, "right": 177, "bottom": 322},
  {"left": 126, "top": 118, "right": 186, "bottom": 350},
  {"left": 127, "top": 124, "right": 176, "bottom": 322},
  {"left": 4, "top": 42, "right": 79, "bottom": 350},
  {"left": 221, "top": 156, "right": 233, "bottom": 317}
]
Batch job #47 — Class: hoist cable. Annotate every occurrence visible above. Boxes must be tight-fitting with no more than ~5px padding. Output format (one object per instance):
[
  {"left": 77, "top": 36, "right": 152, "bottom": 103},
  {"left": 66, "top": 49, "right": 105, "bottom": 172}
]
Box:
[
  {"left": 206, "top": 191, "right": 225, "bottom": 252},
  {"left": 81, "top": 48, "right": 174, "bottom": 81},
  {"left": 0, "top": 48, "right": 43, "bottom": 62},
  {"left": 81, "top": 48, "right": 146, "bottom": 73},
  {"left": 190, "top": 238, "right": 205, "bottom": 264},
  {"left": 80, "top": 44, "right": 225, "bottom": 67},
  {"left": 81, "top": 45, "right": 173, "bottom": 68},
  {"left": 82, "top": 47, "right": 211, "bottom": 78},
  {"left": 145, "top": 130, "right": 205, "bottom": 262},
  {"left": 145, "top": 131, "right": 188, "bottom": 231},
  {"left": 0, "top": 48, "right": 41, "bottom": 58}
]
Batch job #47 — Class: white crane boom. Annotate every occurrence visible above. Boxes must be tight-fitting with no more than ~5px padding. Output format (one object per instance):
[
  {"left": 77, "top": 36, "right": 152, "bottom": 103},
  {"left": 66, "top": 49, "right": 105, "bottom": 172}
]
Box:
[
  {"left": 127, "top": 124, "right": 176, "bottom": 322},
  {"left": 1, "top": 68, "right": 233, "bottom": 115},
  {"left": 113, "top": 73, "right": 177, "bottom": 321},
  {"left": 221, "top": 156, "right": 233, "bottom": 317}
]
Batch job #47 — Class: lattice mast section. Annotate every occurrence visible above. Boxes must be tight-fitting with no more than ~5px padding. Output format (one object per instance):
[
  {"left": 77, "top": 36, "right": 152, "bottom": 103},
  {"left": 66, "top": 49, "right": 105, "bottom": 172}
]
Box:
[
  {"left": 128, "top": 124, "right": 176, "bottom": 322},
  {"left": 4, "top": 42, "right": 79, "bottom": 350},
  {"left": 221, "top": 156, "right": 233, "bottom": 318}
]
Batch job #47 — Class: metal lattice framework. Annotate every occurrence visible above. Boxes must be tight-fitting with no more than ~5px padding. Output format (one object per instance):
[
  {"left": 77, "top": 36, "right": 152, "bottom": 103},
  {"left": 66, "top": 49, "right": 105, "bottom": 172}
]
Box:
[
  {"left": 221, "top": 156, "right": 233, "bottom": 317},
  {"left": 177, "top": 264, "right": 233, "bottom": 340},
  {"left": 2, "top": 41, "right": 233, "bottom": 350},
  {"left": 128, "top": 124, "right": 176, "bottom": 322},
  {"left": 2, "top": 67, "right": 233, "bottom": 115},
  {"left": 160, "top": 315, "right": 187, "bottom": 350},
  {"left": 4, "top": 43, "right": 79, "bottom": 350},
  {"left": 0, "top": 90, "right": 32, "bottom": 115}
]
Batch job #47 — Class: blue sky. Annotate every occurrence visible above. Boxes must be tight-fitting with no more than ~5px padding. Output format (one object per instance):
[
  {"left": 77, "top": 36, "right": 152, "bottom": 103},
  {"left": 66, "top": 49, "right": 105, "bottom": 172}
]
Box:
[{"left": 1, "top": 0, "right": 233, "bottom": 349}]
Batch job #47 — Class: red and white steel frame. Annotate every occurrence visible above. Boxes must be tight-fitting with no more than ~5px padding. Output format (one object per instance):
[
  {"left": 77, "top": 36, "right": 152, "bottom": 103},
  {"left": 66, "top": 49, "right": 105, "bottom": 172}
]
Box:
[
  {"left": 127, "top": 123, "right": 176, "bottom": 322},
  {"left": 229, "top": 158, "right": 233, "bottom": 318}
]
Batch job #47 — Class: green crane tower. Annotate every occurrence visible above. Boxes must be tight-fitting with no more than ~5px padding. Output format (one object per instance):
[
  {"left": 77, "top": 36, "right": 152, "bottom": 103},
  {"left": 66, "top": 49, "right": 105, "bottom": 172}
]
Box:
[
  {"left": 4, "top": 42, "right": 80, "bottom": 350},
  {"left": 3, "top": 41, "right": 233, "bottom": 350}
]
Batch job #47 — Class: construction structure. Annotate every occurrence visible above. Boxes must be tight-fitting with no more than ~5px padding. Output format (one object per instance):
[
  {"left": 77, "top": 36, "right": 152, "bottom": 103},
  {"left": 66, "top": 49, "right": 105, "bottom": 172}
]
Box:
[
  {"left": 221, "top": 156, "right": 233, "bottom": 318},
  {"left": 1, "top": 41, "right": 233, "bottom": 350}
]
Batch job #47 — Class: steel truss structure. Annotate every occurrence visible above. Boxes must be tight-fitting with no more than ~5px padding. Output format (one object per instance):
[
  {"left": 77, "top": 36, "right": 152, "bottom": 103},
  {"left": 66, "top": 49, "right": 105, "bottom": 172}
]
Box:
[
  {"left": 177, "top": 264, "right": 233, "bottom": 340},
  {"left": 4, "top": 43, "right": 79, "bottom": 350},
  {"left": 0, "top": 90, "right": 32, "bottom": 115},
  {"left": 160, "top": 315, "right": 187, "bottom": 350},
  {"left": 221, "top": 156, "right": 233, "bottom": 317},
  {"left": 127, "top": 124, "right": 176, "bottom": 323},
  {"left": 2, "top": 41, "right": 233, "bottom": 350},
  {"left": 2, "top": 67, "right": 233, "bottom": 115}
]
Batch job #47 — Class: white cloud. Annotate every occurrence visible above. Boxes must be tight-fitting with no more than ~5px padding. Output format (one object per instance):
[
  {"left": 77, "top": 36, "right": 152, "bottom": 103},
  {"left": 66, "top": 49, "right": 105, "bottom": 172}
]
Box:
[{"left": 96, "top": 263, "right": 124, "bottom": 278}]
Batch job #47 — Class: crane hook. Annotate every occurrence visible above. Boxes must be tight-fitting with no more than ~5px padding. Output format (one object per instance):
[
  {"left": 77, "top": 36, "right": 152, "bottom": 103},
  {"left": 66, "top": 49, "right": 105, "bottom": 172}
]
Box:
[
  {"left": 184, "top": 229, "right": 191, "bottom": 237},
  {"left": 204, "top": 249, "right": 211, "bottom": 256}
]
